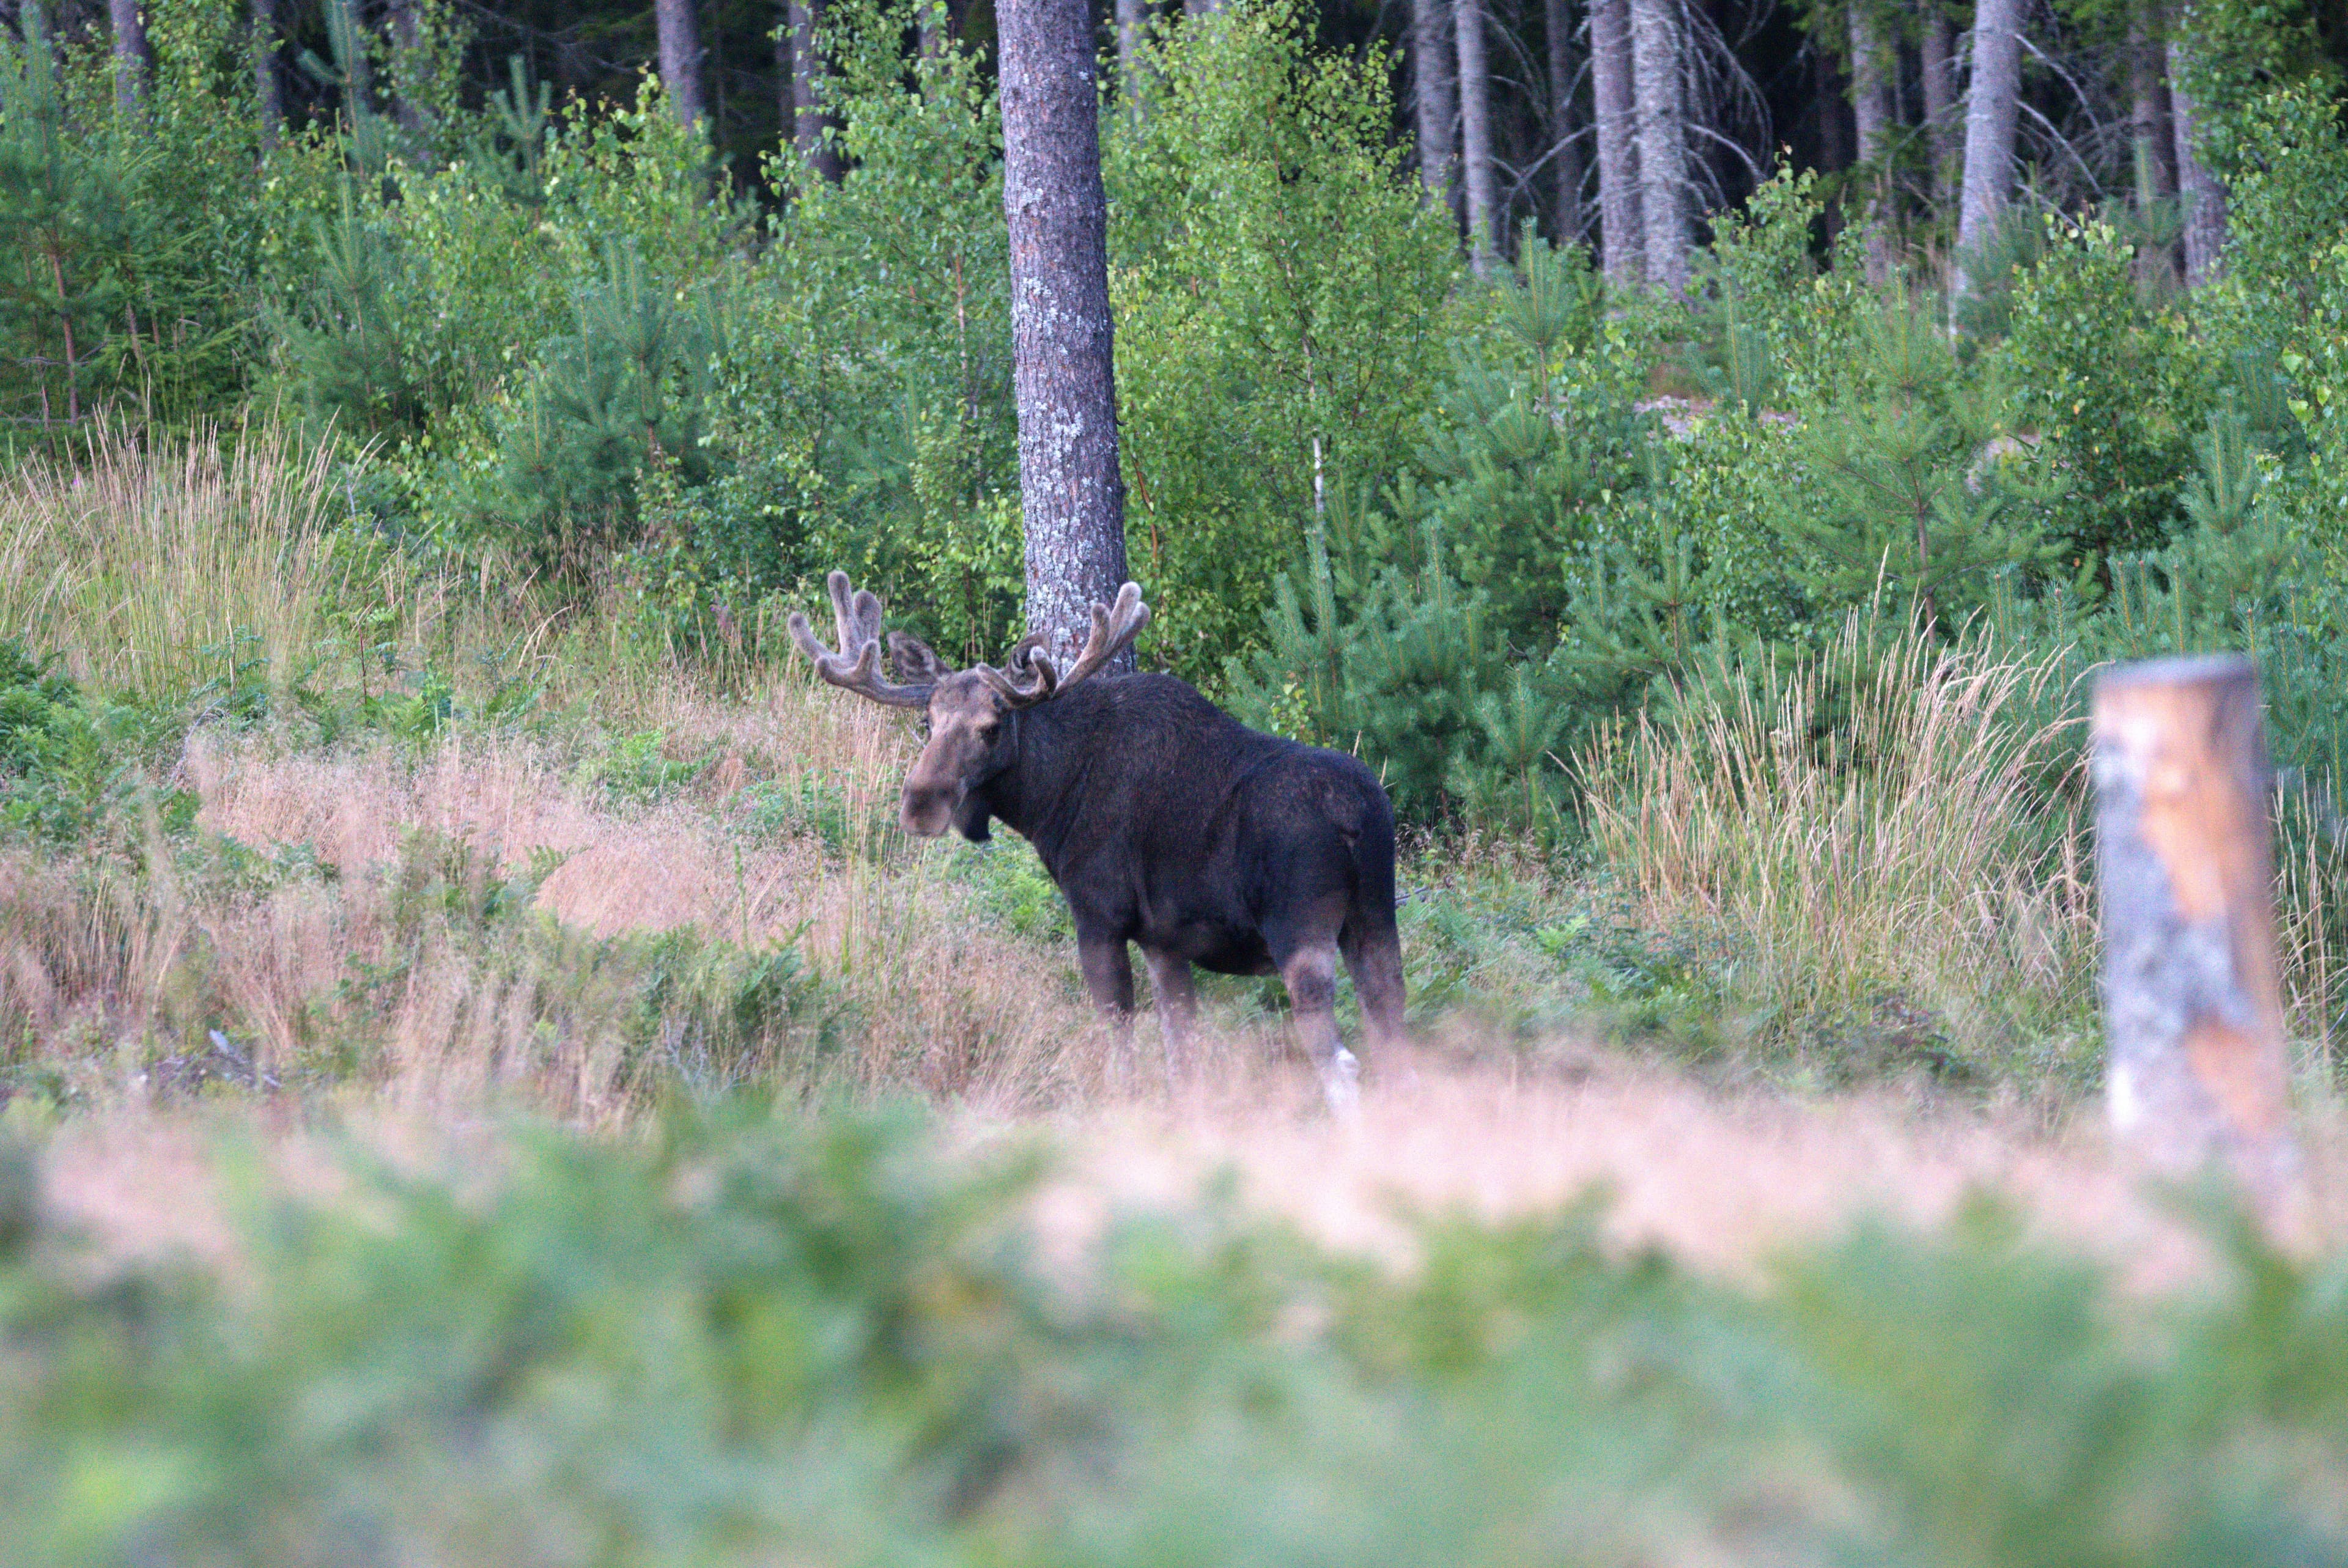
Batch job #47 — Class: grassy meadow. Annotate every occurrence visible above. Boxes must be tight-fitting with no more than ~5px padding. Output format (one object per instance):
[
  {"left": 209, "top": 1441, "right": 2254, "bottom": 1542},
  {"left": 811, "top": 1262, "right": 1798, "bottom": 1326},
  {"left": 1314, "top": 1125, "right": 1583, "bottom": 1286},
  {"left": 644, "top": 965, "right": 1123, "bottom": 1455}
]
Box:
[{"left": 0, "top": 428, "right": 2344, "bottom": 1565}]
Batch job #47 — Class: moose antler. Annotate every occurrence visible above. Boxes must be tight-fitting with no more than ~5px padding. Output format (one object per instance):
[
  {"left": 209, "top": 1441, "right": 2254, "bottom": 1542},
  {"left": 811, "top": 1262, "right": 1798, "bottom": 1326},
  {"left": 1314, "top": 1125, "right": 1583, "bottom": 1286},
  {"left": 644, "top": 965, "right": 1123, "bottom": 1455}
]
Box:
[
  {"left": 976, "top": 583, "right": 1151, "bottom": 708},
  {"left": 787, "top": 572, "right": 935, "bottom": 708}
]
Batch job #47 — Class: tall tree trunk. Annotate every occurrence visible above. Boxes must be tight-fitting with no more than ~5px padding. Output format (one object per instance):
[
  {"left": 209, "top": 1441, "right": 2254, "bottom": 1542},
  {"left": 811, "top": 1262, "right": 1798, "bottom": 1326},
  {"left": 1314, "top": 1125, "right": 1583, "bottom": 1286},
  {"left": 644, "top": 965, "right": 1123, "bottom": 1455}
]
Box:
[
  {"left": 656, "top": 0, "right": 706, "bottom": 127},
  {"left": 1455, "top": 0, "right": 1497, "bottom": 272},
  {"left": 1628, "top": 0, "right": 1685, "bottom": 295},
  {"left": 921, "top": 0, "right": 947, "bottom": 62},
  {"left": 1919, "top": 6, "right": 1957, "bottom": 210},
  {"left": 997, "top": 0, "right": 1132, "bottom": 667},
  {"left": 254, "top": 0, "right": 282, "bottom": 149},
  {"left": 1850, "top": 5, "right": 1894, "bottom": 284},
  {"left": 2168, "top": 30, "right": 2226, "bottom": 286},
  {"left": 1548, "top": 0, "right": 1586, "bottom": 243},
  {"left": 1955, "top": 0, "right": 2022, "bottom": 303},
  {"left": 1184, "top": 0, "right": 1223, "bottom": 15},
  {"left": 2130, "top": 15, "right": 2180, "bottom": 288},
  {"left": 1412, "top": 0, "right": 1458, "bottom": 204},
  {"left": 791, "top": 0, "right": 842, "bottom": 183},
  {"left": 386, "top": 0, "right": 429, "bottom": 141},
  {"left": 1116, "top": 0, "right": 1145, "bottom": 106},
  {"left": 1590, "top": 0, "right": 1641, "bottom": 282},
  {"left": 110, "top": 0, "right": 150, "bottom": 112}
]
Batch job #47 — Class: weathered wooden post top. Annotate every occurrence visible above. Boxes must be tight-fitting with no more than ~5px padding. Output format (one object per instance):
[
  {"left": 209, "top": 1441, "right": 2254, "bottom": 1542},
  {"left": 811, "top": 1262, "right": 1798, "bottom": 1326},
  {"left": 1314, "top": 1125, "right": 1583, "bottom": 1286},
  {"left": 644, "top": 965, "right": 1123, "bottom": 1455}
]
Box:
[{"left": 2091, "top": 653, "right": 2300, "bottom": 1207}]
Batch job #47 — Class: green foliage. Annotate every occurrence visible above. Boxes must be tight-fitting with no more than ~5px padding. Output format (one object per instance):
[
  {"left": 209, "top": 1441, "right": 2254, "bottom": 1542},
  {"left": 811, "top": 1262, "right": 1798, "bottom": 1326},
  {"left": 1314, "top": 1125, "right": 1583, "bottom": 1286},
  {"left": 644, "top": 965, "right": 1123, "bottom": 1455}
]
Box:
[
  {"left": 1225, "top": 523, "right": 1574, "bottom": 837},
  {"left": 1387, "top": 237, "right": 1650, "bottom": 639},
  {"left": 1994, "top": 216, "right": 2212, "bottom": 560},
  {"left": 0, "top": 14, "right": 182, "bottom": 437},
  {"left": 1779, "top": 293, "right": 2070, "bottom": 630},
  {"left": 487, "top": 239, "right": 723, "bottom": 574},
  {"left": 1107, "top": 0, "right": 1460, "bottom": 672},
  {"left": 1, "top": 1103, "right": 2345, "bottom": 1564}
]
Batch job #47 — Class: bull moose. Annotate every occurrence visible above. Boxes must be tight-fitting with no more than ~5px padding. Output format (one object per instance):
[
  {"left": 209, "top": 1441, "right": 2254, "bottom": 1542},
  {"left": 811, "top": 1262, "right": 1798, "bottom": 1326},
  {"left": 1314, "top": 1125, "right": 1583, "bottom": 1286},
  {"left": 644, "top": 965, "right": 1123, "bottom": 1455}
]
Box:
[{"left": 788, "top": 572, "right": 1405, "bottom": 1109}]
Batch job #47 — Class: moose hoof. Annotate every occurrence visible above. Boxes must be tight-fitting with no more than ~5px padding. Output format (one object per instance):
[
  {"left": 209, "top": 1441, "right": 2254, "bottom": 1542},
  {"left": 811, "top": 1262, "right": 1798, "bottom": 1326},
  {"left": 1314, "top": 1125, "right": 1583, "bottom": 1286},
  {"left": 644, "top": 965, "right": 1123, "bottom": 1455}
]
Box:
[{"left": 1320, "top": 1048, "right": 1361, "bottom": 1119}]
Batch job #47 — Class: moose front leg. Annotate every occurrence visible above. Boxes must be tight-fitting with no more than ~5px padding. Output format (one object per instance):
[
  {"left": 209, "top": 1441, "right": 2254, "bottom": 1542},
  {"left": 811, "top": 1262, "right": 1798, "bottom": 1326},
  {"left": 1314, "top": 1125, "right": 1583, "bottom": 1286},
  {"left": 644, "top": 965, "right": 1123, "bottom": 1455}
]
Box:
[
  {"left": 1076, "top": 932, "right": 1140, "bottom": 1091},
  {"left": 1076, "top": 932, "right": 1135, "bottom": 1015}
]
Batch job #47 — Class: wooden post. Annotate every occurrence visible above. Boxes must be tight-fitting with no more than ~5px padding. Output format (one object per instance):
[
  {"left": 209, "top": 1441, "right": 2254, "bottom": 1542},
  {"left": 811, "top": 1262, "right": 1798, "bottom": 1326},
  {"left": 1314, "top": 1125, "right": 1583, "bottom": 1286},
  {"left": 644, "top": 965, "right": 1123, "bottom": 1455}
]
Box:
[{"left": 2092, "top": 654, "right": 2299, "bottom": 1205}]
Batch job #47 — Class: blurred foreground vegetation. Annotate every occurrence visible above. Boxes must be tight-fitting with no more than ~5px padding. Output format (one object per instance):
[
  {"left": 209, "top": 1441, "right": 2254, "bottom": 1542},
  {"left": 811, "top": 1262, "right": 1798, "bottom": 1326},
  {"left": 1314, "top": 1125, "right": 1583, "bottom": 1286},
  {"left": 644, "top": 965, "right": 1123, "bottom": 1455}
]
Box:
[{"left": 2, "top": 1104, "right": 2345, "bottom": 1567}]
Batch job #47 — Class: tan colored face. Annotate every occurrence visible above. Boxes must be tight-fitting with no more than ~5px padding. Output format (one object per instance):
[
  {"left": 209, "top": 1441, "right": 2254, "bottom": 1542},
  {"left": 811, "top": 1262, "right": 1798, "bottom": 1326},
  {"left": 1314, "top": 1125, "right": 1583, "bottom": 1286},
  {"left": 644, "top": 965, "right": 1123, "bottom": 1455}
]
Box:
[{"left": 900, "top": 672, "right": 1011, "bottom": 838}]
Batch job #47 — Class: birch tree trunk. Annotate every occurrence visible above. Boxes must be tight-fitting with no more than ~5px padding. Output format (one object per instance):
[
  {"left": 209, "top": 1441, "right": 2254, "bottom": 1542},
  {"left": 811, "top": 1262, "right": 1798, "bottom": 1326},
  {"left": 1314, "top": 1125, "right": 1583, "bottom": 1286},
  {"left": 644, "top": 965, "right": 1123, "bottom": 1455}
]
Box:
[
  {"left": 1116, "top": 0, "right": 1146, "bottom": 106},
  {"left": 110, "top": 0, "right": 150, "bottom": 112},
  {"left": 791, "top": 0, "right": 843, "bottom": 184},
  {"left": 1955, "top": 0, "right": 2023, "bottom": 304},
  {"left": 254, "top": 0, "right": 282, "bottom": 148},
  {"left": 655, "top": 0, "right": 706, "bottom": 127},
  {"left": 1455, "top": 0, "right": 1498, "bottom": 273},
  {"left": 1412, "top": 0, "right": 1458, "bottom": 204},
  {"left": 1919, "top": 6, "right": 1957, "bottom": 208},
  {"left": 1548, "top": 0, "right": 1586, "bottom": 242},
  {"left": 997, "top": 0, "right": 1133, "bottom": 667},
  {"left": 2168, "top": 29, "right": 2227, "bottom": 287},
  {"left": 1590, "top": 0, "right": 1641, "bottom": 282},
  {"left": 1850, "top": 4, "right": 1895, "bottom": 284},
  {"left": 1628, "top": 0, "right": 1685, "bottom": 295}
]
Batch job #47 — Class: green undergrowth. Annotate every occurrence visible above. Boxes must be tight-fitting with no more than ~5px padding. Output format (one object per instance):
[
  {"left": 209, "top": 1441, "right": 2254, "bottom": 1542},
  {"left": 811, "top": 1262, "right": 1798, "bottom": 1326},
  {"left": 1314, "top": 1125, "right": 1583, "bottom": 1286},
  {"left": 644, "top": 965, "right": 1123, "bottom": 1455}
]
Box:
[{"left": 0, "top": 1103, "right": 2342, "bottom": 1566}]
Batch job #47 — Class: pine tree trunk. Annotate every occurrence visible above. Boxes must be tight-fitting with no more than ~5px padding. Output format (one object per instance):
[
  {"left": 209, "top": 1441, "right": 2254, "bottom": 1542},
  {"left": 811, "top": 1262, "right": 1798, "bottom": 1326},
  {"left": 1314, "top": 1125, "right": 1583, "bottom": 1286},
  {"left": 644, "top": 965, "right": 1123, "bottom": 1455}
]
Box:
[
  {"left": 2131, "top": 14, "right": 2180, "bottom": 288},
  {"left": 1412, "top": 0, "right": 1458, "bottom": 204},
  {"left": 791, "top": 0, "right": 843, "bottom": 183},
  {"left": 336, "top": 0, "right": 372, "bottom": 115},
  {"left": 1590, "top": 0, "right": 1641, "bottom": 282},
  {"left": 1548, "top": 0, "right": 1586, "bottom": 243},
  {"left": 110, "top": 0, "right": 150, "bottom": 112},
  {"left": 656, "top": 0, "right": 706, "bottom": 127},
  {"left": 1955, "top": 0, "right": 2023, "bottom": 303},
  {"left": 1628, "top": 0, "right": 1685, "bottom": 295},
  {"left": 2168, "top": 31, "right": 2226, "bottom": 286},
  {"left": 1455, "top": 0, "right": 1497, "bottom": 272},
  {"left": 1850, "top": 6, "right": 1894, "bottom": 284},
  {"left": 997, "top": 0, "right": 1132, "bottom": 667},
  {"left": 254, "top": 0, "right": 282, "bottom": 149},
  {"left": 1919, "top": 6, "right": 1957, "bottom": 207}
]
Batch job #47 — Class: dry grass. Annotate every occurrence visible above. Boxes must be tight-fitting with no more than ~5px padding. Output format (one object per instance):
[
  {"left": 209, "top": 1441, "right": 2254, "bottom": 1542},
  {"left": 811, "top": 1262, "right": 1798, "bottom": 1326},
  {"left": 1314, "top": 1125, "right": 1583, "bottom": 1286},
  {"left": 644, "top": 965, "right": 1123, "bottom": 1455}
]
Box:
[
  {"left": 42, "top": 1062, "right": 2348, "bottom": 1298},
  {"left": 0, "top": 423, "right": 369, "bottom": 702},
  {"left": 1580, "top": 612, "right": 2097, "bottom": 1073},
  {"left": 0, "top": 674, "right": 1153, "bottom": 1117}
]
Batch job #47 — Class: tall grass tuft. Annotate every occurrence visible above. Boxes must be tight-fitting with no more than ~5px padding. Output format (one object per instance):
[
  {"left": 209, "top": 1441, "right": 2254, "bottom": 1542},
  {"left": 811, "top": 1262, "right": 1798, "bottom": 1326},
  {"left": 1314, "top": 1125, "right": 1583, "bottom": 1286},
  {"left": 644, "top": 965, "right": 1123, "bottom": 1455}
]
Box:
[
  {"left": 0, "top": 423, "right": 353, "bottom": 702},
  {"left": 1579, "top": 611, "right": 2097, "bottom": 1079}
]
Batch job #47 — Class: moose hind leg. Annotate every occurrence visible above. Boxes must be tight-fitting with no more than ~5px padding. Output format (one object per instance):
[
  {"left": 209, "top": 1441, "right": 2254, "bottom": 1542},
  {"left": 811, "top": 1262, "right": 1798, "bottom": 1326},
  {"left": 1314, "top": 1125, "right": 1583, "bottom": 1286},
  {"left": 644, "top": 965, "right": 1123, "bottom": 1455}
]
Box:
[
  {"left": 1280, "top": 943, "right": 1359, "bottom": 1116},
  {"left": 1340, "top": 916, "right": 1408, "bottom": 1056},
  {"left": 1142, "top": 947, "right": 1197, "bottom": 1091}
]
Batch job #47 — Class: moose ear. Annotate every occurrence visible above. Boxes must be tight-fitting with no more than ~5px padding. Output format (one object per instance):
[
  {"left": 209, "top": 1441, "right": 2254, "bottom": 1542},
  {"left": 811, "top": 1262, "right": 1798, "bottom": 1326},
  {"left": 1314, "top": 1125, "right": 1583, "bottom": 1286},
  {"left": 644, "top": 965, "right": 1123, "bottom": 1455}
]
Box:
[{"left": 886, "top": 631, "right": 953, "bottom": 685}]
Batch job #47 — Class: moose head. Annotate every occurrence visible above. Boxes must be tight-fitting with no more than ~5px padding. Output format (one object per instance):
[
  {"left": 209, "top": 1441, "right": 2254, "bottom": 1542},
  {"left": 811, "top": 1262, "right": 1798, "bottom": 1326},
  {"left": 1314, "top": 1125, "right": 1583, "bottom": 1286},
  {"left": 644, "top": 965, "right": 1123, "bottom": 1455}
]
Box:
[{"left": 787, "top": 572, "right": 1151, "bottom": 840}]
